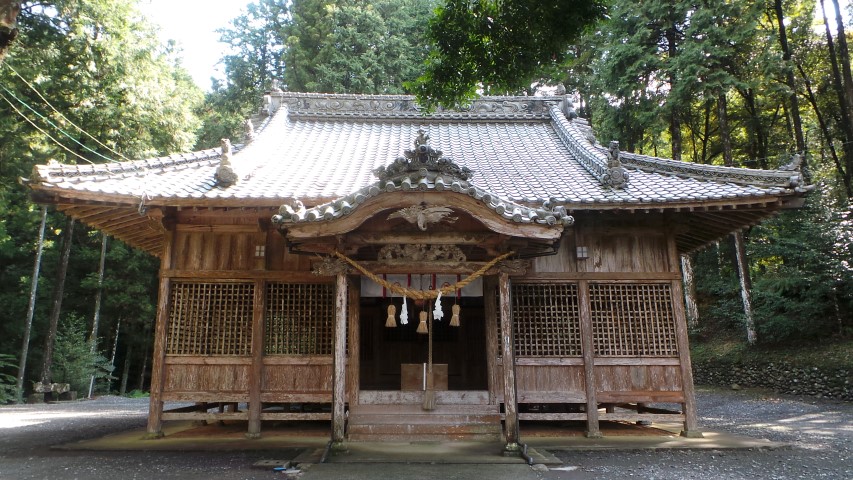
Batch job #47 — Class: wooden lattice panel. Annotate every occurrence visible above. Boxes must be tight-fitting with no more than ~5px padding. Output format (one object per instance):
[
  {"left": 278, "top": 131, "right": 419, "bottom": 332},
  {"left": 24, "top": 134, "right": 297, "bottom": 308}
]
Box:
[
  {"left": 511, "top": 283, "right": 582, "bottom": 356},
  {"left": 589, "top": 283, "right": 678, "bottom": 356},
  {"left": 265, "top": 283, "right": 334, "bottom": 355},
  {"left": 166, "top": 282, "right": 254, "bottom": 355}
]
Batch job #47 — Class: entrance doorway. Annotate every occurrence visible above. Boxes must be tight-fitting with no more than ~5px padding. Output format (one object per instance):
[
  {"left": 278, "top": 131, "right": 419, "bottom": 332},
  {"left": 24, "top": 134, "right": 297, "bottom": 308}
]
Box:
[{"left": 358, "top": 296, "right": 488, "bottom": 392}]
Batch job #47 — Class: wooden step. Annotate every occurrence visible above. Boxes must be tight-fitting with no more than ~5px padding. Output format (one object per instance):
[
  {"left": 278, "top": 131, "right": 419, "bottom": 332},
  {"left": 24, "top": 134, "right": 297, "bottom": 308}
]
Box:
[
  {"left": 346, "top": 405, "right": 503, "bottom": 441},
  {"left": 347, "top": 422, "right": 503, "bottom": 442},
  {"left": 349, "top": 403, "right": 499, "bottom": 415}
]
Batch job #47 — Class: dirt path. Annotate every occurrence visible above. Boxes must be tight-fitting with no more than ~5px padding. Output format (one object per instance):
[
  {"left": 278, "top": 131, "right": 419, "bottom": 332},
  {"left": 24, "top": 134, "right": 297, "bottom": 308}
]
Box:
[{"left": 0, "top": 387, "right": 849, "bottom": 479}]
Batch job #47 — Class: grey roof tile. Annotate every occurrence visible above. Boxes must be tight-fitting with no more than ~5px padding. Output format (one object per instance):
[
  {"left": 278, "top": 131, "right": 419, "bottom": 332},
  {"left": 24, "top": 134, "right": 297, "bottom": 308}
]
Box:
[{"left": 28, "top": 93, "right": 809, "bottom": 208}]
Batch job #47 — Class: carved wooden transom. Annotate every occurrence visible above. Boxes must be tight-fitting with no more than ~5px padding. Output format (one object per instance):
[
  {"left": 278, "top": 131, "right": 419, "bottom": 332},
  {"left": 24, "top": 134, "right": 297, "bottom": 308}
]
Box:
[{"left": 378, "top": 244, "right": 467, "bottom": 263}]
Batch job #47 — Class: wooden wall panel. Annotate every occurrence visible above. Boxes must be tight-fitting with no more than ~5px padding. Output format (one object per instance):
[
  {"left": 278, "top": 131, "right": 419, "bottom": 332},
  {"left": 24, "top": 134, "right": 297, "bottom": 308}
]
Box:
[
  {"left": 516, "top": 365, "right": 585, "bottom": 394},
  {"left": 262, "top": 363, "right": 334, "bottom": 393},
  {"left": 163, "top": 363, "right": 251, "bottom": 393},
  {"left": 172, "top": 232, "right": 257, "bottom": 271},
  {"left": 593, "top": 365, "right": 683, "bottom": 392},
  {"left": 531, "top": 235, "right": 578, "bottom": 273},
  {"left": 265, "top": 230, "right": 313, "bottom": 271},
  {"left": 576, "top": 229, "right": 671, "bottom": 274}
]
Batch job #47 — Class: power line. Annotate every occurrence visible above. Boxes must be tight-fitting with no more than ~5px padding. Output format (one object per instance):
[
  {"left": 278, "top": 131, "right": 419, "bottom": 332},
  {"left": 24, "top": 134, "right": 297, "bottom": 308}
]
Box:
[
  {"left": 0, "top": 91, "right": 96, "bottom": 165},
  {"left": 2, "top": 63, "right": 130, "bottom": 162},
  {"left": 0, "top": 84, "right": 117, "bottom": 164}
]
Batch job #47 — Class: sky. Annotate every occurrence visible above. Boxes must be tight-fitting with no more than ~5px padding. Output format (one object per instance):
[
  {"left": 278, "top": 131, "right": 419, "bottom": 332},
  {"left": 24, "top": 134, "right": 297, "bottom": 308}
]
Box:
[
  {"left": 139, "top": 0, "right": 850, "bottom": 92},
  {"left": 138, "top": 0, "right": 254, "bottom": 90}
]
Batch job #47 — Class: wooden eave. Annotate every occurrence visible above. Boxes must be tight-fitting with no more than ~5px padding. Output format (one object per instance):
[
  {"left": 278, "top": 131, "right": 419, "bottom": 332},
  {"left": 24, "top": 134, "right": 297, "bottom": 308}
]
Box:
[{"left": 279, "top": 191, "right": 565, "bottom": 243}]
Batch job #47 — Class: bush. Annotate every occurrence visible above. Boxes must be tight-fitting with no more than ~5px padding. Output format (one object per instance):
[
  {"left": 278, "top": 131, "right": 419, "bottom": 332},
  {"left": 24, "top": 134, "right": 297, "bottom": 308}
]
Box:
[
  {"left": 0, "top": 353, "right": 18, "bottom": 404},
  {"left": 52, "top": 315, "right": 114, "bottom": 393}
]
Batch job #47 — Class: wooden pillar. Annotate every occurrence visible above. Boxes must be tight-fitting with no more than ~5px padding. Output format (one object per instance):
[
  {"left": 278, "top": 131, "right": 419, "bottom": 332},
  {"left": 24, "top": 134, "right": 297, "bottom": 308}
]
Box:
[
  {"left": 483, "top": 276, "right": 499, "bottom": 405},
  {"left": 577, "top": 279, "right": 601, "bottom": 438},
  {"left": 346, "top": 277, "right": 360, "bottom": 407},
  {"left": 145, "top": 224, "right": 175, "bottom": 439},
  {"left": 667, "top": 234, "right": 703, "bottom": 437},
  {"left": 332, "top": 273, "right": 348, "bottom": 445},
  {"left": 247, "top": 279, "right": 265, "bottom": 438},
  {"left": 671, "top": 278, "right": 702, "bottom": 437},
  {"left": 498, "top": 272, "right": 519, "bottom": 450}
]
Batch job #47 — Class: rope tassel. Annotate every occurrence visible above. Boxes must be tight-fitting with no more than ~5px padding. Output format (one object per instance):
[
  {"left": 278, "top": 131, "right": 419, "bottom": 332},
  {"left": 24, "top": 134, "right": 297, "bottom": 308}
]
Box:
[
  {"left": 385, "top": 304, "right": 397, "bottom": 328},
  {"left": 450, "top": 304, "right": 461, "bottom": 327},
  {"left": 416, "top": 311, "right": 428, "bottom": 334}
]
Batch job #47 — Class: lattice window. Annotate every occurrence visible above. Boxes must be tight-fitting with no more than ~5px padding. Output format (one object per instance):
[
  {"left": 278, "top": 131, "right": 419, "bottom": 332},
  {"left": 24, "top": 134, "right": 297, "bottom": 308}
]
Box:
[
  {"left": 265, "top": 283, "right": 334, "bottom": 355},
  {"left": 166, "top": 282, "right": 254, "bottom": 355},
  {"left": 589, "top": 283, "right": 678, "bottom": 356},
  {"left": 511, "top": 283, "right": 582, "bottom": 356}
]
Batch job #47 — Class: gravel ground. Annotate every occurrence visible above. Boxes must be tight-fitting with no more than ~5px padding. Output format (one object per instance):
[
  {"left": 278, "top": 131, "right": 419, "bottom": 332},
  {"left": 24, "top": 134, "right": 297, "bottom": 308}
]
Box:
[{"left": 0, "top": 387, "right": 850, "bottom": 480}]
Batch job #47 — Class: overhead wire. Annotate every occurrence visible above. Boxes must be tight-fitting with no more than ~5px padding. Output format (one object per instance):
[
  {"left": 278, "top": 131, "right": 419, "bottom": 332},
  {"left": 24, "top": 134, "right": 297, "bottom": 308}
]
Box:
[
  {"left": 0, "top": 90, "right": 96, "bottom": 165},
  {"left": 3, "top": 63, "right": 131, "bottom": 162},
  {"left": 0, "top": 84, "right": 117, "bottom": 164}
]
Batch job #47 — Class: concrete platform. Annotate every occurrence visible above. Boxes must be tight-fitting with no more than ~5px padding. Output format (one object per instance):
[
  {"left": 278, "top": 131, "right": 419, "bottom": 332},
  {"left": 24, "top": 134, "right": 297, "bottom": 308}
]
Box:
[{"left": 57, "top": 419, "right": 786, "bottom": 465}]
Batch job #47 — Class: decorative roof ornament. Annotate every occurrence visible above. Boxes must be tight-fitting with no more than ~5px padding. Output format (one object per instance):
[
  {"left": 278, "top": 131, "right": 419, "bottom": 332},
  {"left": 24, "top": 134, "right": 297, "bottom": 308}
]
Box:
[
  {"left": 243, "top": 119, "right": 256, "bottom": 145},
  {"left": 387, "top": 205, "right": 458, "bottom": 231},
  {"left": 373, "top": 129, "right": 474, "bottom": 182},
  {"left": 214, "top": 139, "right": 239, "bottom": 187},
  {"left": 779, "top": 153, "right": 803, "bottom": 171},
  {"left": 603, "top": 141, "right": 629, "bottom": 189}
]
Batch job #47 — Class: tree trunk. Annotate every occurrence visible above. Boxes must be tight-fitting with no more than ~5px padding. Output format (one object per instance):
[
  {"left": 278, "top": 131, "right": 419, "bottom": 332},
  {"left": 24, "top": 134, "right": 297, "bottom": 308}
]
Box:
[
  {"left": 666, "top": 26, "right": 682, "bottom": 161},
  {"left": 108, "top": 318, "right": 121, "bottom": 393},
  {"left": 0, "top": 0, "right": 21, "bottom": 61},
  {"left": 821, "top": 1, "right": 853, "bottom": 193},
  {"left": 138, "top": 344, "right": 149, "bottom": 392},
  {"left": 39, "top": 216, "right": 75, "bottom": 386},
  {"left": 680, "top": 254, "right": 699, "bottom": 329},
  {"left": 718, "top": 91, "right": 756, "bottom": 344},
  {"left": 797, "top": 63, "right": 852, "bottom": 197},
  {"left": 733, "top": 231, "right": 757, "bottom": 345},
  {"left": 120, "top": 344, "right": 132, "bottom": 396},
  {"left": 87, "top": 234, "right": 108, "bottom": 399},
  {"left": 718, "top": 92, "right": 734, "bottom": 167},
  {"left": 16, "top": 206, "right": 48, "bottom": 402},
  {"left": 774, "top": 0, "right": 807, "bottom": 177}
]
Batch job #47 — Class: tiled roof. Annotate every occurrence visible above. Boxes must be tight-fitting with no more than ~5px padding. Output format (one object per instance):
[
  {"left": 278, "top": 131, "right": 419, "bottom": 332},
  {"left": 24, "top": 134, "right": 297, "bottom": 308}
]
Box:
[{"left": 27, "top": 93, "right": 809, "bottom": 210}]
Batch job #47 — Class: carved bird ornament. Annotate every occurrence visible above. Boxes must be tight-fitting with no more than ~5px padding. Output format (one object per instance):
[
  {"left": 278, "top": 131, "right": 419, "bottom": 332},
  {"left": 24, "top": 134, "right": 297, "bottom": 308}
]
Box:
[{"left": 387, "top": 205, "right": 457, "bottom": 231}]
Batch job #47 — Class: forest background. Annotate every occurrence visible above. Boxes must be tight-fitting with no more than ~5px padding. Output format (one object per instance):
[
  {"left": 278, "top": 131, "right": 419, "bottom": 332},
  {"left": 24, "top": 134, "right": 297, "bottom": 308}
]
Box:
[{"left": 0, "top": 0, "right": 850, "bottom": 402}]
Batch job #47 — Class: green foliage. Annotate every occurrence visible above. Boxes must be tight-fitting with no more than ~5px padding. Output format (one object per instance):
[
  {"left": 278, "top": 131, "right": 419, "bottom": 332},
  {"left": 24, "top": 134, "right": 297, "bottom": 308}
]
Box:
[
  {"left": 0, "top": 353, "right": 18, "bottom": 404},
  {"left": 284, "top": 0, "right": 432, "bottom": 94},
  {"left": 749, "top": 191, "right": 853, "bottom": 342},
  {"left": 412, "top": 0, "right": 606, "bottom": 109},
  {"left": 195, "top": 0, "right": 288, "bottom": 149},
  {"left": 51, "top": 314, "right": 114, "bottom": 393},
  {"left": 124, "top": 389, "right": 149, "bottom": 398},
  {"left": 0, "top": 0, "right": 200, "bottom": 392}
]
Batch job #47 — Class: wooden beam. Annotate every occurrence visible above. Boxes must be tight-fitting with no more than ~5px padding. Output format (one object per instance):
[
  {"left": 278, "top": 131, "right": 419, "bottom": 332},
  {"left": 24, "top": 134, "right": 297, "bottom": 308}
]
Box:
[
  {"left": 484, "top": 276, "right": 499, "bottom": 405},
  {"left": 498, "top": 272, "right": 520, "bottom": 450},
  {"left": 345, "top": 232, "right": 501, "bottom": 246},
  {"left": 668, "top": 235, "right": 702, "bottom": 438},
  {"left": 145, "top": 225, "right": 175, "bottom": 439},
  {"left": 247, "top": 279, "right": 265, "bottom": 438},
  {"left": 577, "top": 279, "right": 601, "bottom": 438},
  {"left": 332, "top": 273, "right": 348, "bottom": 444},
  {"left": 346, "top": 276, "right": 361, "bottom": 407}
]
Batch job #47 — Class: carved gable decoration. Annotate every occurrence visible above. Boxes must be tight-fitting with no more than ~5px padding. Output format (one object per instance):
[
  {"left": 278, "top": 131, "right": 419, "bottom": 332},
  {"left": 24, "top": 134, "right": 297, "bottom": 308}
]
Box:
[
  {"left": 373, "top": 130, "right": 474, "bottom": 182},
  {"left": 378, "top": 244, "right": 467, "bottom": 263}
]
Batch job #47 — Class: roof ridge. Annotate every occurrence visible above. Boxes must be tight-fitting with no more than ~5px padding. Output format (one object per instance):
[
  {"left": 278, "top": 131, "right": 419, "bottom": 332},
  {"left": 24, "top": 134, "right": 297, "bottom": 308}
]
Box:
[
  {"left": 29, "top": 147, "right": 227, "bottom": 184},
  {"left": 617, "top": 150, "right": 808, "bottom": 191},
  {"left": 269, "top": 92, "right": 561, "bottom": 119}
]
